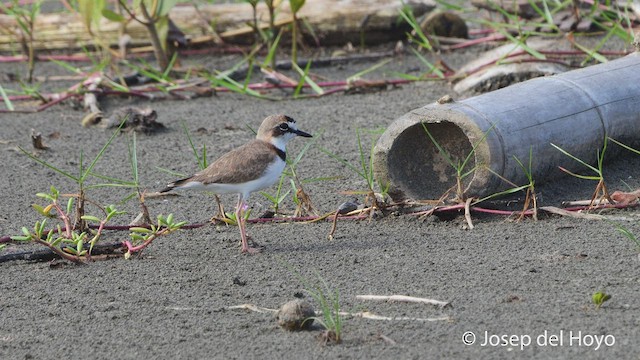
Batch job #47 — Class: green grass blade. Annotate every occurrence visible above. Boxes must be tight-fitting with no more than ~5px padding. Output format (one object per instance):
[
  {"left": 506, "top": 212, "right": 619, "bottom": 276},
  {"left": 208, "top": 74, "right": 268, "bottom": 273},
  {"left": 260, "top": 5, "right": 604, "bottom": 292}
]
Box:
[
  {"left": 292, "top": 61, "right": 324, "bottom": 96},
  {"left": 127, "top": 132, "right": 139, "bottom": 184},
  {"left": 0, "top": 84, "right": 14, "bottom": 111},
  {"left": 550, "top": 143, "right": 600, "bottom": 174},
  {"left": 291, "top": 129, "right": 322, "bottom": 166},
  {"left": 319, "top": 147, "right": 365, "bottom": 179},
  {"left": 474, "top": 184, "right": 531, "bottom": 204},
  {"left": 346, "top": 58, "right": 392, "bottom": 83},
  {"left": 162, "top": 52, "right": 179, "bottom": 80},
  {"left": 398, "top": 5, "right": 432, "bottom": 50},
  {"left": 155, "top": 166, "right": 186, "bottom": 178},
  {"left": 263, "top": 30, "right": 283, "bottom": 68},
  {"left": 18, "top": 146, "right": 79, "bottom": 182},
  {"left": 49, "top": 58, "right": 82, "bottom": 75},
  {"left": 421, "top": 123, "right": 456, "bottom": 168},
  {"left": 496, "top": 29, "right": 546, "bottom": 60},
  {"left": 557, "top": 166, "right": 601, "bottom": 180},
  {"left": 79, "top": 119, "right": 126, "bottom": 183},
  {"left": 608, "top": 137, "right": 640, "bottom": 155},
  {"left": 409, "top": 47, "right": 444, "bottom": 78},
  {"left": 182, "top": 121, "right": 207, "bottom": 170},
  {"left": 389, "top": 71, "right": 422, "bottom": 81}
]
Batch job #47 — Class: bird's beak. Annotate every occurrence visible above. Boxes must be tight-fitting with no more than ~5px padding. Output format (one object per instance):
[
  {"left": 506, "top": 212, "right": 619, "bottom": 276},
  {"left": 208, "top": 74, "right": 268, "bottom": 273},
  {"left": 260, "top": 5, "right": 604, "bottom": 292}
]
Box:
[{"left": 293, "top": 129, "right": 313, "bottom": 138}]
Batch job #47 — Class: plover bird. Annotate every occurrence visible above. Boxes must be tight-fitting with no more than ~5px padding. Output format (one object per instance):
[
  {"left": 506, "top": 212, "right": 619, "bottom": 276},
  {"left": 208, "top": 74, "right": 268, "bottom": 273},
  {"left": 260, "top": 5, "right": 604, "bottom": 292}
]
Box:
[{"left": 160, "top": 114, "right": 312, "bottom": 254}]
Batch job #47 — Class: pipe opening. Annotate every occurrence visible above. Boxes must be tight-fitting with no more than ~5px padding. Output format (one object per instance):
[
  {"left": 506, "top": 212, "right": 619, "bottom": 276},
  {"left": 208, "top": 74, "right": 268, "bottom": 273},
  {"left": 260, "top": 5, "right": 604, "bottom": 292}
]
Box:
[{"left": 386, "top": 121, "right": 473, "bottom": 200}]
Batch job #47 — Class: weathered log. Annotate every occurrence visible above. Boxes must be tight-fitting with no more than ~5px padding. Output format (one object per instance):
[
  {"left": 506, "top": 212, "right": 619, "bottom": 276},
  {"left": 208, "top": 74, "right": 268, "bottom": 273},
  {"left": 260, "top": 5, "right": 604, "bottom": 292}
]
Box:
[
  {"left": 0, "top": 0, "right": 435, "bottom": 53},
  {"left": 374, "top": 52, "right": 640, "bottom": 201}
]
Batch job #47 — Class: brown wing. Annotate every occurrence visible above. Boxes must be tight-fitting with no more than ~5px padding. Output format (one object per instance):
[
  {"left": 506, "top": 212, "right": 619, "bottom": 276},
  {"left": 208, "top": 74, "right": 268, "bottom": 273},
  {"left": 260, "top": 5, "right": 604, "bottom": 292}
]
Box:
[{"left": 187, "top": 140, "right": 279, "bottom": 185}]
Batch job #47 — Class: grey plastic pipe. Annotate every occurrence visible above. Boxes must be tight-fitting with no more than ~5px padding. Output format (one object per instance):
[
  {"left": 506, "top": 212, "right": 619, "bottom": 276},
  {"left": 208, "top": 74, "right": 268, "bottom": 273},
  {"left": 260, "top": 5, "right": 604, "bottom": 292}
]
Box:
[{"left": 373, "top": 52, "right": 640, "bottom": 201}]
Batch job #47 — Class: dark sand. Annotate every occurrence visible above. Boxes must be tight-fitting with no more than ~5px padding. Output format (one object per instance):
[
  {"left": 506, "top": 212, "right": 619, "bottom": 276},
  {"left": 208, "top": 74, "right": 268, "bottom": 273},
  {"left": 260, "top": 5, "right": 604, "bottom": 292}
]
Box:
[{"left": 1, "top": 42, "right": 640, "bottom": 360}]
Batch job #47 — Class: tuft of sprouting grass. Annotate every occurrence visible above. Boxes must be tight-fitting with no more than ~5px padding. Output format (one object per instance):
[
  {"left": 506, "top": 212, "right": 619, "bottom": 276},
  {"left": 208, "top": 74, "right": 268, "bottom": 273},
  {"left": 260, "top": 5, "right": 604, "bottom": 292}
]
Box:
[
  {"left": 479, "top": 147, "right": 538, "bottom": 221},
  {"left": 305, "top": 274, "right": 343, "bottom": 345},
  {"left": 551, "top": 137, "right": 612, "bottom": 207},
  {"left": 260, "top": 128, "right": 325, "bottom": 216},
  {"left": 281, "top": 260, "right": 343, "bottom": 344},
  {"left": 422, "top": 122, "right": 494, "bottom": 203},
  {"left": 398, "top": 4, "right": 445, "bottom": 78},
  {"left": 321, "top": 128, "right": 389, "bottom": 213},
  {"left": 18, "top": 119, "right": 128, "bottom": 231},
  {"left": 0, "top": 0, "right": 41, "bottom": 82}
]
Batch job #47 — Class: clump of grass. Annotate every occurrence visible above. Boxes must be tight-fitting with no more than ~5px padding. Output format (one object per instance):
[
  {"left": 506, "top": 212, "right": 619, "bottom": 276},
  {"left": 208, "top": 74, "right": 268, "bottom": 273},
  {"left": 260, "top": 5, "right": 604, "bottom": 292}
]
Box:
[
  {"left": 421, "top": 123, "right": 494, "bottom": 204},
  {"left": 306, "top": 275, "right": 343, "bottom": 345},
  {"left": 398, "top": 4, "right": 444, "bottom": 78},
  {"left": 18, "top": 121, "right": 127, "bottom": 231},
  {"left": 321, "top": 128, "right": 389, "bottom": 215},
  {"left": 551, "top": 137, "right": 612, "bottom": 207},
  {"left": 0, "top": 0, "right": 41, "bottom": 82},
  {"left": 480, "top": 147, "right": 538, "bottom": 221},
  {"left": 282, "top": 261, "right": 343, "bottom": 344}
]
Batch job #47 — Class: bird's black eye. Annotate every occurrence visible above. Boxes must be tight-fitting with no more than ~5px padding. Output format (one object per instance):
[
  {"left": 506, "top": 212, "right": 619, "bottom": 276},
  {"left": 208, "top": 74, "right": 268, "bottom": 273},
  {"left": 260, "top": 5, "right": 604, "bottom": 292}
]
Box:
[{"left": 279, "top": 123, "right": 289, "bottom": 131}]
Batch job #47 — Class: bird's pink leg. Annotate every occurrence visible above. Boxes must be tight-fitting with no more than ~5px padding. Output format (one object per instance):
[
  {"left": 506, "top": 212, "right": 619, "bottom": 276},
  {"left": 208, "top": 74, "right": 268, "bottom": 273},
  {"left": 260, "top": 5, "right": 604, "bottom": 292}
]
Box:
[{"left": 237, "top": 196, "right": 259, "bottom": 254}]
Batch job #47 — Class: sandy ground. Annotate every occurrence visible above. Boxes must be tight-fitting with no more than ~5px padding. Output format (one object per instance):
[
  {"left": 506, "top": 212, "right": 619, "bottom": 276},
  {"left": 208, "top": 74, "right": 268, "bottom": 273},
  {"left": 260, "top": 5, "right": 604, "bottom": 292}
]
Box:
[{"left": 1, "top": 39, "right": 640, "bottom": 359}]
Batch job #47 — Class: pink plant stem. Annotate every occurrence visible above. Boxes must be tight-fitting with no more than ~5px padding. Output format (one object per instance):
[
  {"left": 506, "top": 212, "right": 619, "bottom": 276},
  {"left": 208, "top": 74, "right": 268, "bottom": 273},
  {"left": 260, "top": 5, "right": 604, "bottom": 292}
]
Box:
[
  {"left": 122, "top": 228, "right": 172, "bottom": 253},
  {"left": 51, "top": 201, "right": 73, "bottom": 239},
  {"left": 34, "top": 239, "right": 82, "bottom": 263},
  {"left": 448, "top": 34, "right": 506, "bottom": 50}
]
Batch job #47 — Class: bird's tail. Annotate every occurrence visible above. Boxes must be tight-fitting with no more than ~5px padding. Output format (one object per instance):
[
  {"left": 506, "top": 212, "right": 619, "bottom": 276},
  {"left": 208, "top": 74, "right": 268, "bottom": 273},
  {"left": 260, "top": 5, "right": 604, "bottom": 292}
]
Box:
[{"left": 159, "top": 177, "right": 190, "bottom": 193}]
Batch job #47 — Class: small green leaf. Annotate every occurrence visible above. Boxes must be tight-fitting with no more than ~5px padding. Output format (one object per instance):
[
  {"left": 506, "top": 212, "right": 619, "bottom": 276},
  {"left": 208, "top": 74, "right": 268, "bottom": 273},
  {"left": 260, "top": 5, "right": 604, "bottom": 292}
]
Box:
[
  {"left": 592, "top": 291, "right": 612, "bottom": 308},
  {"left": 81, "top": 215, "right": 101, "bottom": 222},
  {"left": 290, "top": 0, "right": 305, "bottom": 14},
  {"left": 130, "top": 227, "right": 152, "bottom": 233},
  {"left": 66, "top": 198, "right": 74, "bottom": 215},
  {"left": 101, "top": 8, "right": 125, "bottom": 22},
  {"left": 49, "top": 186, "right": 59, "bottom": 199},
  {"left": 21, "top": 226, "right": 31, "bottom": 237},
  {"left": 11, "top": 235, "right": 31, "bottom": 241},
  {"left": 36, "top": 192, "right": 51, "bottom": 200},
  {"left": 63, "top": 247, "right": 78, "bottom": 255},
  {"left": 173, "top": 221, "right": 187, "bottom": 228},
  {"left": 37, "top": 219, "right": 47, "bottom": 235},
  {"left": 51, "top": 237, "right": 63, "bottom": 247},
  {"left": 130, "top": 233, "right": 146, "bottom": 242}
]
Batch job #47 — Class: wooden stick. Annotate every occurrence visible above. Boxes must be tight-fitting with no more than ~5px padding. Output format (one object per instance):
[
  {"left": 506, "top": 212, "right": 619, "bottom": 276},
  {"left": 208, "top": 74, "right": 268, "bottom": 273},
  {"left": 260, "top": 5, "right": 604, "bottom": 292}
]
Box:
[
  {"left": 356, "top": 294, "right": 452, "bottom": 309},
  {"left": 227, "top": 304, "right": 452, "bottom": 322},
  {"left": 540, "top": 206, "right": 635, "bottom": 221}
]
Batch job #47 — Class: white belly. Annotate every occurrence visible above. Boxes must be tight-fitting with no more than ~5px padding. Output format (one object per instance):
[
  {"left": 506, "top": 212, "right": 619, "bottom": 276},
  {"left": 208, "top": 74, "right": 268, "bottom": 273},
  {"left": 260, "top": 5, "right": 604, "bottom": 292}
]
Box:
[{"left": 178, "top": 158, "right": 286, "bottom": 199}]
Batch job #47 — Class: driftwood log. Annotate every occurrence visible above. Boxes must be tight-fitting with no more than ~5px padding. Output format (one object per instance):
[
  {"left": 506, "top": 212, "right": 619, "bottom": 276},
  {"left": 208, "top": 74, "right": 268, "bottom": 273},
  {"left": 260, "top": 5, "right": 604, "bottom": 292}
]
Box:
[{"left": 0, "top": 0, "right": 436, "bottom": 53}]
